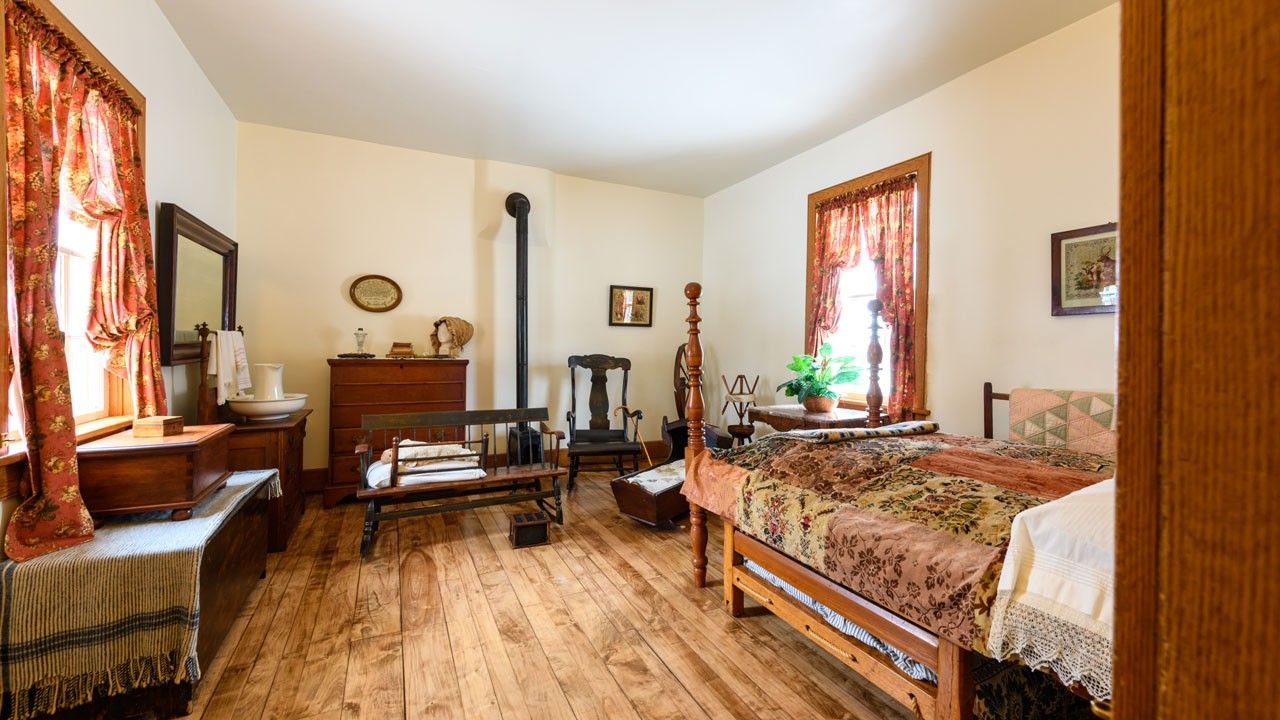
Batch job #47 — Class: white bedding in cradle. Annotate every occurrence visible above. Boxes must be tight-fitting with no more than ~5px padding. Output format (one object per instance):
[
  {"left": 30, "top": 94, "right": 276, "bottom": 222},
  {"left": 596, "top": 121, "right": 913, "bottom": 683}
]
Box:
[
  {"left": 987, "top": 477, "right": 1115, "bottom": 699},
  {"left": 365, "top": 460, "right": 487, "bottom": 489}
]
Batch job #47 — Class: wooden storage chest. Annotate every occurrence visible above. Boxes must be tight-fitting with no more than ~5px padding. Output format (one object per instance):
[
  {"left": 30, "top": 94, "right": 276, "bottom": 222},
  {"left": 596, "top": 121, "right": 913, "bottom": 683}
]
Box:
[{"left": 77, "top": 424, "right": 234, "bottom": 520}]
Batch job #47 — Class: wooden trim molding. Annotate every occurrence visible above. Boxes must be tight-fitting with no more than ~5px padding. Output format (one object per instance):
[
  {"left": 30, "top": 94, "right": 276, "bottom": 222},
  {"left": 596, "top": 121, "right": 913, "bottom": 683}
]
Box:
[{"left": 805, "top": 153, "right": 931, "bottom": 419}]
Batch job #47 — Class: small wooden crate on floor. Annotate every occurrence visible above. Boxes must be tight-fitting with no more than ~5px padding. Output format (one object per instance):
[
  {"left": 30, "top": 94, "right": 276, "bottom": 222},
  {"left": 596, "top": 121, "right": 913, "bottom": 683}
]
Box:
[{"left": 509, "top": 511, "right": 551, "bottom": 548}]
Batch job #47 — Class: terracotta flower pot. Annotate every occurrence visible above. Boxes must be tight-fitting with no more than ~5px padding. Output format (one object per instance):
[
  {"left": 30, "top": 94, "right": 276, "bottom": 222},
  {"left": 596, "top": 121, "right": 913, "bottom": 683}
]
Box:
[{"left": 802, "top": 395, "right": 838, "bottom": 414}]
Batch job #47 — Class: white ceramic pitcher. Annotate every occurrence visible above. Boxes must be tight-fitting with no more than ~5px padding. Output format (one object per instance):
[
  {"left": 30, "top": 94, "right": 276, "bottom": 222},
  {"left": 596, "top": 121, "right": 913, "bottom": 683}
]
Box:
[{"left": 252, "top": 363, "right": 286, "bottom": 400}]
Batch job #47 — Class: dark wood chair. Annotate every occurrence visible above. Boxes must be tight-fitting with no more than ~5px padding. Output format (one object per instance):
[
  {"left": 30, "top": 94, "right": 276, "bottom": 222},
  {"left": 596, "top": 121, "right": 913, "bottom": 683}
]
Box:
[{"left": 566, "top": 354, "right": 643, "bottom": 489}]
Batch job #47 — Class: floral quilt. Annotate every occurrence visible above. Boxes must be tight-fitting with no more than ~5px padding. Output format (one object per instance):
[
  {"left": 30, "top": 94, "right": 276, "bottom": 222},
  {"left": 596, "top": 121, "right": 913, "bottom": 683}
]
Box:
[{"left": 682, "top": 424, "right": 1113, "bottom": 653}]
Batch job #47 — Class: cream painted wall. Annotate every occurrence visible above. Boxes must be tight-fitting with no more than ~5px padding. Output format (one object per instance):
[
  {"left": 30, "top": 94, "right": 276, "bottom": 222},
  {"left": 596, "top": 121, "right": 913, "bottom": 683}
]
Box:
[
  {"left": 701, "top": 6, "right": 1120, "bottom": 438},
  {"left": 235, "top": 124, "right": 702, "bottom": 470}
]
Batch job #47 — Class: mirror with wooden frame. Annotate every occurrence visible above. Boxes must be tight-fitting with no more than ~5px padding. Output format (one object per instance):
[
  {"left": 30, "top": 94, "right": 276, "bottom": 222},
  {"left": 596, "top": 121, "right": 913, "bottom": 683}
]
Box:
[{"left": 156, "top": 203, "right": 238, "bottom": 365}]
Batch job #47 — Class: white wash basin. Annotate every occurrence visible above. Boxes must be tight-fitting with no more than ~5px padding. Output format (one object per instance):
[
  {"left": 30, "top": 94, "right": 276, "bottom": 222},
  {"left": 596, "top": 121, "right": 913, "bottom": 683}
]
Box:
[{"left": 227, "top": 393, "right": 308, "bottom": 421}]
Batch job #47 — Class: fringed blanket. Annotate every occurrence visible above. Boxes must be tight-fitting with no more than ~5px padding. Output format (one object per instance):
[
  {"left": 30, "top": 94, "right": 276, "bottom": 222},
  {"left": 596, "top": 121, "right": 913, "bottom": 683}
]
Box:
[
  {"left": 0, "top": 470, "right": 279, "bottom": 720},
  {"left": 682, "top": 423, "right": 1113, "bottom": 654}
]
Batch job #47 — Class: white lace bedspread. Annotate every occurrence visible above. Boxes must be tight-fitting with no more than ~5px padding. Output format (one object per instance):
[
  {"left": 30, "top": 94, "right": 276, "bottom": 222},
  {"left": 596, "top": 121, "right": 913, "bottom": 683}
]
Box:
[{"left": 987, "top": 477, "right": 1114, "bottom": 700}]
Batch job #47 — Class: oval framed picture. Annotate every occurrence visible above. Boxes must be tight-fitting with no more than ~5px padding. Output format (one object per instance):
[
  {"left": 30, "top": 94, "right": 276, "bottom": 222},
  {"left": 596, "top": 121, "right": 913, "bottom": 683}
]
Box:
[{"left": 349, "top": 274, "right": 403, "bottom": 313}]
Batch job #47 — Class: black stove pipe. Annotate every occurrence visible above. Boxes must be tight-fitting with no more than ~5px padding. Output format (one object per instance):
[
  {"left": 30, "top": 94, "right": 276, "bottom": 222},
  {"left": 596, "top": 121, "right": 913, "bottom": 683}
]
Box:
[
  {"left": 504, "top": 193, "right": 542, "bottom": 464},
  {"left": 505, "top": 192, "right": 531, "bottom": 409}
]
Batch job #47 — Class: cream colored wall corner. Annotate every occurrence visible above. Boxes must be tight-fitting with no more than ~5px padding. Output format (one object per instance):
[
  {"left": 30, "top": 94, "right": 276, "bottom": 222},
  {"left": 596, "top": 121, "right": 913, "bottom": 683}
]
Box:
[
  {"left": 235, "top": 124, "right": 703, "bottom": 470},
  {"left": 702, "top": 5, "right": 1121, "bottom": 437}
]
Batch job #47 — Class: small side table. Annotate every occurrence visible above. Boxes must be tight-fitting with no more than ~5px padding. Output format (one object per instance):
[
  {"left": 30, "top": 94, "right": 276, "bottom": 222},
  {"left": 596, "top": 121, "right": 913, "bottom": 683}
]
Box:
[
  {"left": 747, "top": 404, "right": 883, "bottom": 432},
  {"left": 727, "top": 424, "right": 756, "bottom": 446}
]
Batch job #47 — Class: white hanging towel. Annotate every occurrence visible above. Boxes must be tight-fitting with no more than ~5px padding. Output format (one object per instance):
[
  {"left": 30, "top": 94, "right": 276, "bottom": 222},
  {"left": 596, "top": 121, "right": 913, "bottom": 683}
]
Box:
[{"left": 207, "top": 330, "right": 252, "bottom": 405}]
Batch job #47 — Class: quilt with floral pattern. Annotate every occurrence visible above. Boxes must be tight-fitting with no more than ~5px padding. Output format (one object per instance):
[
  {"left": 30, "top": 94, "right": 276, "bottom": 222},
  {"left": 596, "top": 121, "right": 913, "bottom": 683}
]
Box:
[{"left": 682, "top": 424, "right": 1114, "bottom": 654}]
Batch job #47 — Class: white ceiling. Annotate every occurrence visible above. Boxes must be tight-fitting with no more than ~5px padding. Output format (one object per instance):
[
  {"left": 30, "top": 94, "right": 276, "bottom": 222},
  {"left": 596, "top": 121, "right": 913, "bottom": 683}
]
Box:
[{"left": 157, "top": 0, "right": 1115, "bottom": 197}]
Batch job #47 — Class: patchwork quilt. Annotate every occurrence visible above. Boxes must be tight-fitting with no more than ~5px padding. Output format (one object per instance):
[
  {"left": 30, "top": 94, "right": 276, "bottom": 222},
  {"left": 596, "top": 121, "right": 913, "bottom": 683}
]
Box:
[{"left": 682, "top": 423, "right": 1113, "bottom": 653}]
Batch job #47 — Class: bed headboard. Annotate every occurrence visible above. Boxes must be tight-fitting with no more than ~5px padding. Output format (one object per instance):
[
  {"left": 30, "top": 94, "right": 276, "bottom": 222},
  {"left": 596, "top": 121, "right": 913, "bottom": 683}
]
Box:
[{"left": 983, "top": 381, "right": 1117, "bottom": 456}]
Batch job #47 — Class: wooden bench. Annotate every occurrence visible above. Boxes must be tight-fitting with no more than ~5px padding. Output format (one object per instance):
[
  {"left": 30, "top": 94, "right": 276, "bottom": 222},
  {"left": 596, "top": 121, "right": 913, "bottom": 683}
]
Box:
[{"left": 354, "top": 407, "right": 566, "bottom": 555}]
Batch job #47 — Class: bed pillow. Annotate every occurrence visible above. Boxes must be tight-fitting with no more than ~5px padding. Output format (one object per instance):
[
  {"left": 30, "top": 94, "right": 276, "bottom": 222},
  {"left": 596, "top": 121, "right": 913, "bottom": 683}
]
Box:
[{"left": 1008, "top": 388, "right": 1116, "bottom": 457}]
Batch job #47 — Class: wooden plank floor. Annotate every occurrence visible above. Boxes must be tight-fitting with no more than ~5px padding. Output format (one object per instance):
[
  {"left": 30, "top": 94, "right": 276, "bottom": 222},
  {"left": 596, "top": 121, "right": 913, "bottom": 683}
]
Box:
[{"left": 188, "top": 473, "right": 911, "bottom": 720}]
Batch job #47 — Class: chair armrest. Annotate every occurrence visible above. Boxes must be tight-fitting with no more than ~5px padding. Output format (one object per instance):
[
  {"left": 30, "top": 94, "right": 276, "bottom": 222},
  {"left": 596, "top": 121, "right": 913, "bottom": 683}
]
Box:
[
  {"left": 354, "top": 443, "right": 370, "bottom": 456},
  {"left": 539, "top": 422, "right": 565, "bottom": 440}
]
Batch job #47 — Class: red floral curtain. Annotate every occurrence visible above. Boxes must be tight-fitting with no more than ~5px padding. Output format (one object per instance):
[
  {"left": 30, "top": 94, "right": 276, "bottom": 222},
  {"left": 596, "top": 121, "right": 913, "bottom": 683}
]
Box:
[
  {"left": 70, "top": 93, "right": 167, "bottom": 417},
  {"left": 807, "top": 201, "right": 862, "bottom": 353},
  {"left": 4, "top": 4, "right": 95, "bottom": 560},
  {"left": 861, "top": 177, "right": 918, "bottom": 422},
  {"left": 806, "top": 174, "right": 918, "bottom": 422}
]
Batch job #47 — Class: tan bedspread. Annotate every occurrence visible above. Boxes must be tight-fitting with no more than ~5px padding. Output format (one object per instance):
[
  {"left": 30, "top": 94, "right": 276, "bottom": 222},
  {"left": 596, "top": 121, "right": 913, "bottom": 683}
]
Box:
[{"left": 683, "top": 424, "right": 1113, "bottom": 652}]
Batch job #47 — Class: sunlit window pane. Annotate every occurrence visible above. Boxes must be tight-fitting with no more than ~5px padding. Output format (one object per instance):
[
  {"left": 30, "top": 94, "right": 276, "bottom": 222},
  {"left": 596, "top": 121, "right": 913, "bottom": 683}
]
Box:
[{"left": 826, "top": 260, "right": 892, "bottom": 397}]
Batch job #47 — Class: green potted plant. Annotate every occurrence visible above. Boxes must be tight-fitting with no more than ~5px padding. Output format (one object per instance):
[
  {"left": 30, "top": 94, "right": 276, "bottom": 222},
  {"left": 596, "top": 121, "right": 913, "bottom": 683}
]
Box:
[{"left": 776, "top": 343, "right": 861, "bottom": 413}]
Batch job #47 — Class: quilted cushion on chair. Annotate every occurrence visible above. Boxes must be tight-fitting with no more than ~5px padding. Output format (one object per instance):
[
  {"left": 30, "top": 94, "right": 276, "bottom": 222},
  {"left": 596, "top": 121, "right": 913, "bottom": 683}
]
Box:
[{"left": 1008, "top": 388, "right": 1116, "bottom": 457}]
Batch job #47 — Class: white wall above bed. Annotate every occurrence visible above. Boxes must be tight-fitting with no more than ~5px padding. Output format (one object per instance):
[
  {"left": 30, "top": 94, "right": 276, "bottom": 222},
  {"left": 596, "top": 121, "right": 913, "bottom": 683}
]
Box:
[{"left": 701, "top": 5, "right": 1120, "bottom": 437}]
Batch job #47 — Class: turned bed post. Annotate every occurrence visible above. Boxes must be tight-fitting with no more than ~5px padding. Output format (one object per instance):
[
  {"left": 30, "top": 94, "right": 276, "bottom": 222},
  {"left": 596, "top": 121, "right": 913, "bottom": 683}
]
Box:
[
  {"left": 684, "top": 282, "right": 709, "bottom": 588},
  {"left": 866, "top": 299, "right": 884, "bottom": 428}
]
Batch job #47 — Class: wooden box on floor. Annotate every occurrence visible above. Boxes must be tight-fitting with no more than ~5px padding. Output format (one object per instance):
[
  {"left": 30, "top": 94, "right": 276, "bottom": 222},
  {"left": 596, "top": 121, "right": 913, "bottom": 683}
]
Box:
[
  {"left": 77, "top": 424, "right": 234, "bottom": 521},
  {"left": 227, "top": 409, "right": 310, "bottom": 552},
  {"left": 509, "top": 511, "right": 551, "bottom": 548}
]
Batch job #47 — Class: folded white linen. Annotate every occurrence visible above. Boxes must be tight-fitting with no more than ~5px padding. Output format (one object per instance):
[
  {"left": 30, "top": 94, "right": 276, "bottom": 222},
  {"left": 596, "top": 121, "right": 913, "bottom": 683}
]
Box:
[
  {"left": 987, "top": 477, "right": 1115, "bottom": 699},
  {"left": 207, "top": 330, "right": 251, "bottom": 405},
  {"left": 379, "top": 441, "right": 476, "bottom": 465},
  {"left": 365, "top": 460, "right": 487, "bottom": 489}
]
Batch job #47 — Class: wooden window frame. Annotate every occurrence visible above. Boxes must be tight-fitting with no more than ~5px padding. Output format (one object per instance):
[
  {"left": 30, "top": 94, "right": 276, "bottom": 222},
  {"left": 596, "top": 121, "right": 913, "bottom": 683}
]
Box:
[
  {"left": 0, "top": 0, "right": 147, "bottom": 467},
  {"left": 804, "top": 153, "right": 931, "bottom": 417}
]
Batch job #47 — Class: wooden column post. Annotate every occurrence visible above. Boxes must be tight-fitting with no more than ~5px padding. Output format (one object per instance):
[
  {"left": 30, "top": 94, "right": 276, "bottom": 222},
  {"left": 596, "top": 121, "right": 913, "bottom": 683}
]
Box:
[
  {"left": 684, "top": 282, "right": 708, "bottom": 588},
  {"left": 866, "top": 299, "right": 884, "bottom": 428}
]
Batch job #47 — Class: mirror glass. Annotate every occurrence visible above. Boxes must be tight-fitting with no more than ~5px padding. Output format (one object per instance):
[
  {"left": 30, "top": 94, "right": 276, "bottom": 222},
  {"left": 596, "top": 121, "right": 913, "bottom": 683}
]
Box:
[{"left": 173, "top": 236, "right": 224, "bottom": 345}]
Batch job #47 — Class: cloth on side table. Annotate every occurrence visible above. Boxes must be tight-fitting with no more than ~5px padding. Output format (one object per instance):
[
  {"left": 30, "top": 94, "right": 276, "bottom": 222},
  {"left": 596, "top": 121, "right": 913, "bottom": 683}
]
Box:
[
  {"left": 0, "top": 470, "right": 278, "bottom": 720},
  {"left": 206, "top": 330, "right": 251, "bottom": 405}
]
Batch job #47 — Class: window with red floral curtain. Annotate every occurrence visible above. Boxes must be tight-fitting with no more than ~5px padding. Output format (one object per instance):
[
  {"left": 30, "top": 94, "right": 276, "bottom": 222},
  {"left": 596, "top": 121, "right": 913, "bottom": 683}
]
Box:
[
  {"left": 805, "top": 154, "right": 931, "bottom": 423},
  {"left": 3, "top": 0, "right": 165, "bottom": 561}
]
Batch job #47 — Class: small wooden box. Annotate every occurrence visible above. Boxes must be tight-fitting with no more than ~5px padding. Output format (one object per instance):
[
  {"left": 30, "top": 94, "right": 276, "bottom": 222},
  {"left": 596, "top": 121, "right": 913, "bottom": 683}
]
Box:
[
  {"left": 508, "top": 511, "right": 550, "bottom": 548},
  {"left": 133, "top": 415, "right": 184, "bottom": 437},
  {"left": 78, "top": 424, "right": 234, "bottom": 521}
]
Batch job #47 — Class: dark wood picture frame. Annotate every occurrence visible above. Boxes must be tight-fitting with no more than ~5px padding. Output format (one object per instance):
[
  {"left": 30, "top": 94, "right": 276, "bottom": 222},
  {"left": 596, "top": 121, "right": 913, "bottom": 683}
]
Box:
[
  {"left": 156, "top": 203, "right": 238, "bottom": 366},
  {"left": 349, "top": 274, "right": 403, "bottom": 313},
  {"left": 1051, "top": 222, "right": 1118, "bottom": 316},
  {"left": 606, "top": 284, "right": 655, "bottom": 326}
]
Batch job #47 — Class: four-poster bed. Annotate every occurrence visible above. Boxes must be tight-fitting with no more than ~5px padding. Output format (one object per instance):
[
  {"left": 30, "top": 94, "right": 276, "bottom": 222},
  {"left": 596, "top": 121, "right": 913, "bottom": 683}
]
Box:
[{"left": 679, "top": 282, "right": 1111, "bottom": 720}]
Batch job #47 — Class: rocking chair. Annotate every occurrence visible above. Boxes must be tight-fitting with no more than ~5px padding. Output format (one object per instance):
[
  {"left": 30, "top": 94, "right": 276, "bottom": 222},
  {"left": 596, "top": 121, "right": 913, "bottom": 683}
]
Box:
[{"left": 566, "top": 354, "right": 644, "bottom": 489}]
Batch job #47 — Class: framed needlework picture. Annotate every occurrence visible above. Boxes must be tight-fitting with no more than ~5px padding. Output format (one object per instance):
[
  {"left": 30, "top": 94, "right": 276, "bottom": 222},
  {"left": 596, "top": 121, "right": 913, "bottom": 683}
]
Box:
[
  {"left": 1051, "top": 223, "right": 1118, "bottom": 316},
  {"left": 609, "top": 285, "right": 653, "bottom": 327}
]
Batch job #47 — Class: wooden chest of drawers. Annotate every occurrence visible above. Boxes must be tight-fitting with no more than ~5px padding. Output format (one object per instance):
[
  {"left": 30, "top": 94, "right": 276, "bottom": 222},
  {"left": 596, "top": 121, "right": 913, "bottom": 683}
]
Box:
[
  {"left": 227, "top": 409, "right": 310, "bottom": 552},
  {"left": 326, "top": 358, "right": 468, "bottom": 506}
]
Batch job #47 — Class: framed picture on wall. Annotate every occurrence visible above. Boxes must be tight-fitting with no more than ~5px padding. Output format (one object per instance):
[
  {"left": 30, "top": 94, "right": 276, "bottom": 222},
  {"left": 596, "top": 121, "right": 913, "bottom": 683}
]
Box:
[
  {"left": 609, "top": 285, "right": 653, "bottom": 327},
  {"left": 1052, "top": 222, "right": 1118, "bottom": 316}
]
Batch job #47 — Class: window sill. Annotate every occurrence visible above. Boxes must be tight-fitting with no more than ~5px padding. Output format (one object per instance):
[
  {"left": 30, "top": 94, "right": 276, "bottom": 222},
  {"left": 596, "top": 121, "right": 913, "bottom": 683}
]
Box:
[
  {"left": 0, "top": 415, "right": 134, "bottom": 468},
  {"left": 75, "top": 415, "right": 134, "bottom": 443}
]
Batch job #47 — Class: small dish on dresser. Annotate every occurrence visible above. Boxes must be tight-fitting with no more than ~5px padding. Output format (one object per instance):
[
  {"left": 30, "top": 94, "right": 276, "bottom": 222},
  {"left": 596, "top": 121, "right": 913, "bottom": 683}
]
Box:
[{"left": 227, "top": 393, "right": 308, "bottom": 421}]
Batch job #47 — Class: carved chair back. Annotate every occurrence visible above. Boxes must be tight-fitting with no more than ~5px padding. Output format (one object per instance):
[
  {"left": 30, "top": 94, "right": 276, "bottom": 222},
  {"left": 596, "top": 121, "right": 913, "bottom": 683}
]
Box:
[{"left": 567, "top": 354, "right": 632, "bottom": 441}]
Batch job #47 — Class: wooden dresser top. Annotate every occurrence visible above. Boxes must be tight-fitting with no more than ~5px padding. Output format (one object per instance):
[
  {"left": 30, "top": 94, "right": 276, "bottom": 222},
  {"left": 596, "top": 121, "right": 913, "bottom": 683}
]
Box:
[{"left": 327, "top": 358, "right": 469, "bottom": 367}]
